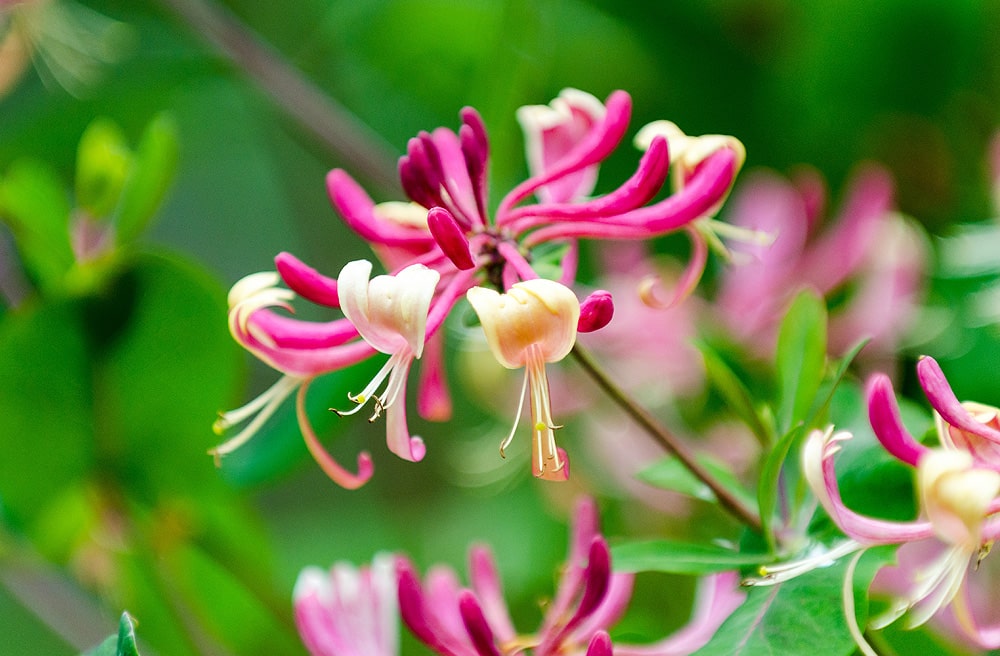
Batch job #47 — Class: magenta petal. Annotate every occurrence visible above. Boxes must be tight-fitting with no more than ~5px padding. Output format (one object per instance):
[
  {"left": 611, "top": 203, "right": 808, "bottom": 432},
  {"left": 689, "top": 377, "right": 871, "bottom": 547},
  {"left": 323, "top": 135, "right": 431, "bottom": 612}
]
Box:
[
  {"left": 523, "top": 148, "right": 737, "bottom": 245},
  {"left": 867, "top": 373, "right": 929, "bottom": 467},
  {"left": 297, "top": 383, "right": 374, "bottom": 489},
  {"left": 918, "top": 356, "right": 1000, "bottom": 446},
  {"left": 458, "top": 591, "right": 502, "bottom": 656},
  {"left": 275, "top": 252, "right": 341, "bottom": 308},
  {"left": 417, "top": 331, "right": 453, "bottom": 421},
  {"left": 578, "top": 290, "right": 614, "bottom": 333},
  {"left": 468, "top": 546, "right": 516, "bottom": 643},
  {"left": 498, "top": 90, "right": 633, "bottom": 218},
  {"left": 585, "top": 632, "right": 614, "bottom": 656},
  {"left": 428, "top": 207, "right": 476, "bottom": 270},
  {"left": 504, "top": 135, "right": 670, "bottom": 232},
  {"left": 397, "top": 561, "right": 457, "bottom": 655},
  {"left": 327, "top": 169, "right": 435, "bottom": 247},
  {"left": 248, "top": 311, "right": 358, "bottom": 349}
]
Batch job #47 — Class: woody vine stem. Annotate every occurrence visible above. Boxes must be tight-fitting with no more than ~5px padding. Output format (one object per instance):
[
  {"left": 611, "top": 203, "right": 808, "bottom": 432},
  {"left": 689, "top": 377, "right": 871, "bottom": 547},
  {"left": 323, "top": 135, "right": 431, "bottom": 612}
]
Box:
[{"left": 570, "top": 343, "right": 763, "bottom": 532}]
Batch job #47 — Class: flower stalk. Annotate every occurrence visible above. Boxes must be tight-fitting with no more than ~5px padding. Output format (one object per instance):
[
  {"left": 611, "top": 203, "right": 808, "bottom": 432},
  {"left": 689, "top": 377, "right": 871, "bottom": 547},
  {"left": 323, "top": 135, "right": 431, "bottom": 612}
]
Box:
[{"left": 569, "top": 342, "right": 762, "bottom": 532}]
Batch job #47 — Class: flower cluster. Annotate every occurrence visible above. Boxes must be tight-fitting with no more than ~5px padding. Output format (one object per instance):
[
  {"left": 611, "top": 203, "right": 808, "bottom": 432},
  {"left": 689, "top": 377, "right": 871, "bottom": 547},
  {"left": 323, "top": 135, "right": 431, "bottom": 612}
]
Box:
[
  {"left": 792, "top": 356, "right": 1000, "bottom": 650},
  {"left": 293, "top": 498, "right": 745, "bottom": 656},
  {"left": 212, "top": 89, "right": 744, "bottom": 487}
]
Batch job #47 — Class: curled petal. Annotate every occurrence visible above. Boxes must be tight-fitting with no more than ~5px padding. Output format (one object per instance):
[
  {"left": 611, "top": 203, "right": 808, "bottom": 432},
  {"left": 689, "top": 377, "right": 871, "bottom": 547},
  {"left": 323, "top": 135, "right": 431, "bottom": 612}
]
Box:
[
  {"left": 503, "top": 136, "right": 671, "bottom": 234},
  {"left": 298, "top": 382, "right": 374, "bottom": 489},
  {"left": 327, "top": 169, "right": 436, "bottom": 247},
  {"left": 918, "top": 356, "right": 1000, "bottom": 448},
  {"left": 498, "top": 90, "right": 632, "bottom": 219},
  {"left": 516, "top": 88, "right": 607, "bottom": 204},
  {"left": 522, "top": 148, "right": 738, "bottom": 246},
  {"left": 867, "top": 373, "right": 930, "bottom": 467},
  {"left": 275, "top": 251, "right": 340, "bottom": 308},
  {"left": 802, "top": 427, "right": 934, "bottom": 544},
  {"left": 638, "top": 227, "right": 707, "bottom": 310}
]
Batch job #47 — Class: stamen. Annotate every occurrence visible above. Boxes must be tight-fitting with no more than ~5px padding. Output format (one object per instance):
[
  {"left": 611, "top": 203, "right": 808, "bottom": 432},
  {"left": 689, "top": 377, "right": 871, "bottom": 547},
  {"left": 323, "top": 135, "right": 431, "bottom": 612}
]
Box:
[
  {"left": 210, "top": 375, "right": 301, "bottom": 461},
  {"left": 331, "top": 356, "right": 398, "bottom": 416},
  {"left": 500, "top": 369, "right": 530, "bottom": 458}
]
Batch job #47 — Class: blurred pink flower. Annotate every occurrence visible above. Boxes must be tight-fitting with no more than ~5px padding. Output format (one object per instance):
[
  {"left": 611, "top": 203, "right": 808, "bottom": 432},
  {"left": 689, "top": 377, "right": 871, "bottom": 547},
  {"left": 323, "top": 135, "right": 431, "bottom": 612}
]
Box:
[
  {"left": 294, "top": 553, "right": 399, "bottom": 656},
  {"left": 716, "top": 166, "right": 926, "bottom": 368},
  {"left": 398, "top": 497, "right": 744, "bottom": 655}
]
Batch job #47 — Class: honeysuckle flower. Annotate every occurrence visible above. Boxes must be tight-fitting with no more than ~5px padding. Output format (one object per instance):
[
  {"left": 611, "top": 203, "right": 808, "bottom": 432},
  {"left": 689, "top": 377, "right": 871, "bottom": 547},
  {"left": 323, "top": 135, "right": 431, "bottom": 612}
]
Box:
[
  {"left": 772, "top": 358, "right": 1000, "bottom": 649},
  {"left": 397, "top": 497, "right": 635, "bottom": 655},
  {"left": 294, "top": 553, "right": 399, "bottom": 656},
  {"left": 466, "top": 278, "right": 580, "bottom": 481},
  {"left": 211, "top": 255, "right": 464, "bottom": 488},
  {"left": 334, "top": 259, "right": 440, "bottom": 462},
  {"left": 219, "top": 88, "right": 745, "bottom": 482},
  {"left": 715, "top": 165, "right": 926, "bottom": 367}
]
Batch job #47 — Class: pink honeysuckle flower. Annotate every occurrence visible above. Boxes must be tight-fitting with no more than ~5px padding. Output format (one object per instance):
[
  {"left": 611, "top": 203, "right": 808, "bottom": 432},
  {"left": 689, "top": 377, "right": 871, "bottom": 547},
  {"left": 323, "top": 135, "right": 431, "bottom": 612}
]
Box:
[
  {"left": 516, "top": 88, "right": 607, "bottom": 204},
  {"left": 294, "top": 553, "right": 399, "bottom": 656},
  {"left": 210, "top": 255, "right": 468, "bottom": 488},
  {"left": 466, "top": 278, "right": 580, "bottom": 481},
  {"left": 714, "top": 165, "right": 926, "bottom": 367},
  {"left": 220, "top": 89, "right": 745, "bottom": 482},
  {"left": 396, "top": 497, "right": 635, "bottom": 655},
  {"left": 397, "top": 497, "right": 743, "bottom": 656},
  {"left": 773, "top": 363, "right": 1000, "bottom": 650}
]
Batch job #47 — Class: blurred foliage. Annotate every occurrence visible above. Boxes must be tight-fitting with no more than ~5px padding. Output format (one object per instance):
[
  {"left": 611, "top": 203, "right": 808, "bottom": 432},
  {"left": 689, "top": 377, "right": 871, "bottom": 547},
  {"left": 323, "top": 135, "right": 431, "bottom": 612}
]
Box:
[{"left": 2, "top": 0, "right": 1000, "bottom": 654}]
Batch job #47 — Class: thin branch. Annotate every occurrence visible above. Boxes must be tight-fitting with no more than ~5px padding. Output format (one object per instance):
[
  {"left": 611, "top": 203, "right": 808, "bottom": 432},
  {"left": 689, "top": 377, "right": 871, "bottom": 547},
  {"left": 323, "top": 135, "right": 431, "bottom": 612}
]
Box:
[
  {"left": 157, "top": 0, "right": 401, "bottom": 196},
  {"left": 570, "top": 342, "right": 763, "bottom": 532}
]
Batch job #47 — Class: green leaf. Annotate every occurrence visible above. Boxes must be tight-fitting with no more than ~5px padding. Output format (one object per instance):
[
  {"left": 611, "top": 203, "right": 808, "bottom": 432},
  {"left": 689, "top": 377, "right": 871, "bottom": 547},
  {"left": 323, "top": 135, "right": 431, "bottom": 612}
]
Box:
[
  {"left": 611, "top": 540, "right": 769, "bottom": 575},
  {"left": 757, "top": 425, "right": 805, "bottom": 553},
  {"left": 76, "top": 118, "right": 133, "bottom": 219},
  {"left": 691, "top": 547, "right": 894, "bottom": 656},
  {"left": 775, "top": 290, "right": 827, "bottom": 433},
  {"left": 0, "top": 159, "right": 73, "bottom": 290},
  {"left": 638, "top": 455, "right": 756, "bottom": 510},
  {"left": 100, "top": 251, "right": 242, "bottom": 498},
  {"left": 80, "top": 612, "right": 140, "bottom": 656},
  {"left": 696, "top": 340, "right": 772, "bottom": 446},
  {"left": 805, "top": 337, "right": 870, "bottom": 428},
  {"left": 0, "top": 301, "right": 94, "bottom": 526},
  {"left": 113, "top": 114, "right": 179, "bottom": 245}
]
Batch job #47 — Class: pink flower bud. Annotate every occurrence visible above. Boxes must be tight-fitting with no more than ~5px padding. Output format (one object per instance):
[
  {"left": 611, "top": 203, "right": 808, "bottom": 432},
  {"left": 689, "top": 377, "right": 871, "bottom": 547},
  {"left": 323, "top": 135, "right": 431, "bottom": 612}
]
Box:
[
  {"left": 578, "top": 290, "right": 614, "bottom": 332},
  {"left": 427, "top": 206, "right": 475, "bottom": 270}
]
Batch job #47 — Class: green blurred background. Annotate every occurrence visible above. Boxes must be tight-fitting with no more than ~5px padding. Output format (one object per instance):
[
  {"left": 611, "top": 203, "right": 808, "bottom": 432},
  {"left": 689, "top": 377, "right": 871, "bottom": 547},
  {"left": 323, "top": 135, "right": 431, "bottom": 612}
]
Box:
[{"left": 2, "top": 0, "right": 1000, "bottom": 654}]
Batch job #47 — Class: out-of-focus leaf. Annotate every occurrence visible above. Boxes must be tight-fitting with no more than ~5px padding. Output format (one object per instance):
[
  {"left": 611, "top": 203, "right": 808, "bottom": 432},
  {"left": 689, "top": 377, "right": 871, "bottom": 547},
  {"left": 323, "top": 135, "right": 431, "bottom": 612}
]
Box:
[
  {"left": 611, "top": 540, "right": 767, "bottom": 575},
  {"left": 638, "top": 455, "right": 756, "bottom": 510},
  {"left": 691, "top": 547, "right": 894, "bottom": 656},
  {"left": 77, "top": 119, "right": 132, "bottom": 219},
  {"left": 100, "top": 251, "right": 242, "bottom": 499},
  {"left": 775, "top": 290, "right": 827, "bottom": 434},
  {"left": 0, "top": 301, "right": 93, "bottom": 526},
  {"left": 696, "top": 340, "right": 772, "bottom": 446},
  {"left": 0, "top": 160, "right": 73, "bottom": 290},
  {"left": 805, "top": 337, "right": 870, "bottom": 428},
  {"left": 114, "top": 114, "right": 179, "bottom": 245},
  {"left": 757, "top": 425, "right": 805, "bottom": 553}
]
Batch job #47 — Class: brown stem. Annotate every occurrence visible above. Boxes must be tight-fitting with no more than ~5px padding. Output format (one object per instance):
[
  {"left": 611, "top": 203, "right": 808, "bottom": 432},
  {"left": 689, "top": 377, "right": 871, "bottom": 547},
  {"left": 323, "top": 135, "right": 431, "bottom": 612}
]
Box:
[
  {"left": 156, "top": 0, "right": 401, "bottom": 195},
  {"left": 570, "top": 343, "right": 762, "bottom": 532}
]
